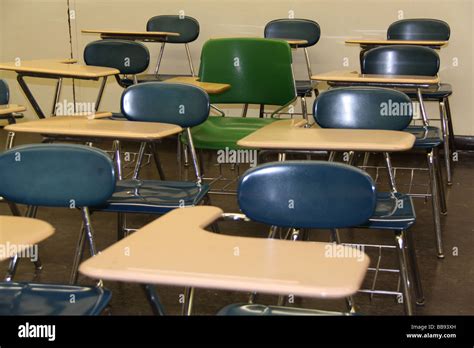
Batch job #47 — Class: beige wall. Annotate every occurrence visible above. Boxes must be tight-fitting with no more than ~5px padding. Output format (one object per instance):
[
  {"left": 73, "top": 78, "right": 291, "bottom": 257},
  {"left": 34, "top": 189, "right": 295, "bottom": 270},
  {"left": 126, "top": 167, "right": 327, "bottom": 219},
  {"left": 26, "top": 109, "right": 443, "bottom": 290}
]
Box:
[{"left": 1, "top": 0, "right": 473, "bottom": 134}]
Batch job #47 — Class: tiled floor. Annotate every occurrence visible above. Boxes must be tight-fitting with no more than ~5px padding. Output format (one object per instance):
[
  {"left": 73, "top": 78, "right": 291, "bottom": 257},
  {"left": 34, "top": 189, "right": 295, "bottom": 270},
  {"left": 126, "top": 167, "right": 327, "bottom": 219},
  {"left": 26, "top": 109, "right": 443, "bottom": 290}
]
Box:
[{"left": 1, "top": 130, "right": 473, "bottom": 315}]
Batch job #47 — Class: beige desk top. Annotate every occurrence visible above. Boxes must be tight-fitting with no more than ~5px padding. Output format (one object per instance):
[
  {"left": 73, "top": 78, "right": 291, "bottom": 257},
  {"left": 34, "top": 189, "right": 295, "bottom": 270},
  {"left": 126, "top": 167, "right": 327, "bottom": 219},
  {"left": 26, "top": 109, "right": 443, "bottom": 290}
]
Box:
[
  {"left": 80, "top": 206, "right": 369, "bottom": 299},
  {"left": 82, "top": 29, "right": 180, "bottom": 39},
  {"left": 237, "top": 119, "right": 416, "bottom": 152},
  {"left": 0, "top": 216, "right": 55, "bottom": 262},
  {"left": 0, "top": 59, "right": 120, "bottom": 79},
  {"left": 311, "top": 70, "right": 439, "bottom": 86},
  {"left": 5, "top": 116, "right": 182, "bottom": 141},
  {"left": 346, "top": 39, "right": 448, "bottom": 47},
  {"left": 165, "top": 77, "right": 231, "bottom": 94},
  {"left": 278, "top": 39, "right": 308, "bottom": 46},
  {"left": 0, "top": 104, "right": 26, "bottom": 115}
]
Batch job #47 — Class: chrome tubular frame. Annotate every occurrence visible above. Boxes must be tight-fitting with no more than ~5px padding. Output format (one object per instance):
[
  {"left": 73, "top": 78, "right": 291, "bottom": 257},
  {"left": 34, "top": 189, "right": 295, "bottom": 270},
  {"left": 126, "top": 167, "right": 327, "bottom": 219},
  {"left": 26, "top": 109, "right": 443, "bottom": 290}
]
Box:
[
  {"left": 395, "top": 230, "right": 414, "bottom": 315},
  {"left": 51, "top": 77, "right": 63, "bottom": 116},
  {"left": 154, "top": 42, "right": 166, "bottom": 77},
  {"left": 185, "top": 43, "right": 196, "bottom": 76}
]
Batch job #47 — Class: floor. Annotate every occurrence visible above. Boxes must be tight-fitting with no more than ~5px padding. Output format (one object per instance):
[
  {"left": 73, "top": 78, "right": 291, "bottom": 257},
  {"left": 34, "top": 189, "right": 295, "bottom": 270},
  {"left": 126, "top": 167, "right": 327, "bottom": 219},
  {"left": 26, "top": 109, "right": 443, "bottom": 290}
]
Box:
[{"left": 0, "top": 130, "right": 473, "bottom": 315}]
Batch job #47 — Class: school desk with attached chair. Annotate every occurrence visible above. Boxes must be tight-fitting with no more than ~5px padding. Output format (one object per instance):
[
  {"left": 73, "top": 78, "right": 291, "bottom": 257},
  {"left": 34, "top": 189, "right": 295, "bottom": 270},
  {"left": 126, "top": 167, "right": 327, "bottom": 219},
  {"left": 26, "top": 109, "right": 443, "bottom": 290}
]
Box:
[
  {"left": 79, "top": 205, "right": 370, "bottom": 316},
  {"left": 0, "top": 59, "right": 119, "bottom": 119}
]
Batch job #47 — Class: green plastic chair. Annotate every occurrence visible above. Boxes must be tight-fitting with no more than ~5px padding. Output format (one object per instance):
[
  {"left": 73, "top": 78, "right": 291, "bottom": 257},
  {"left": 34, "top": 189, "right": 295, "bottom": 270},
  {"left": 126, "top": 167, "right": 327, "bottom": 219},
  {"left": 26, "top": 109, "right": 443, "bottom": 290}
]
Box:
[{"left": 183, "top": 38, "right": 297, "bottom": 151}]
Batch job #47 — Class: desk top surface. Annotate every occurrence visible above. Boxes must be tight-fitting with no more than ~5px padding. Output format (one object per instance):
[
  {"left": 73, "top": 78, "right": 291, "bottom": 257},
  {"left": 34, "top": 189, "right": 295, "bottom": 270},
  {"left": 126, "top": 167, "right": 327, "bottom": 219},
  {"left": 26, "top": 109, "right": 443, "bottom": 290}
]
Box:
[
  {"left": 165, "top": 76, "right": 231, "bottom": 94},
  {"left": 0, "top": 216, "right": 55, "bottom": 262},
  {"left": 0, "top": 104, "right": 26, "bottom": 115},
  {"left": 345, "top": 38, "right": 448, "bottom": 47},
  {"left": 237, "top": 119, "right": 416, "bottom": 152},
  {"left": 280, "top": 38, "right": 308, "bottom": 46},
  {"left": 311, "top": 70, "right": 439, "bottom": 86},
  {"left": 80, "top": 206, "right": 369, "bottom": 299},
  {"left": 0, "top": 59, "right": 120, "bottom": 78},
  {"left": 5, "top": 116, "right": 182, "bottom": 141},
  {"left": 82, "top": 29, "right": 180, "bottom": 39}
]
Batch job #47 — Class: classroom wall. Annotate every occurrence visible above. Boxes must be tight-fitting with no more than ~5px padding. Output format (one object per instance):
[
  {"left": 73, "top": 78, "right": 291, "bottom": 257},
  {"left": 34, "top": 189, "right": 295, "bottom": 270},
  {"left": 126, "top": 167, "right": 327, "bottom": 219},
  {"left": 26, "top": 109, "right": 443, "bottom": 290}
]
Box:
[{"left": 1, "top": 0, "right": 473, "bottom": 135}]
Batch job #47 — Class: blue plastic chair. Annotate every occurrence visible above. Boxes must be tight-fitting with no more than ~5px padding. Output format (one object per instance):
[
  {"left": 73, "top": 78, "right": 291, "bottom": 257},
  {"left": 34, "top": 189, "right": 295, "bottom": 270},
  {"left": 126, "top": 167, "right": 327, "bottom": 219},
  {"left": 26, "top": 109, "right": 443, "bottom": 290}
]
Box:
[
  {"left": 361, "top": 44, "right": 452, "bottom": 185},
  {"left": 84, "top": 39, "right": 150, "bottom": 107},
  {"left": 0, "top": 144, "right": 115, "bottom": 314},
  {"left": 92, "top": 82, "right": 211, "bottom": 239},
  {"left": 0, "top": 283, "right": 111, "bottom": 315},
  {"left": 387, "top": 18, "right": 450, "bottom": 41},
  {"left": 264, "top": 18, "right": 321, "bottom": 122},
  {"left": 361, "top": 48, "right": 447, "bottom": 257},
  {"left": 218, "top": 160, "right": 417, "bottom": 315},
  {"left": 387, "top": 18, "right": 455, "bottom": 181},
  {"left": 138, "top": 15, "right": 200, "bottom": 82},
  {"left": 84, "top": 40, "right": 160, "bottom": 178}
]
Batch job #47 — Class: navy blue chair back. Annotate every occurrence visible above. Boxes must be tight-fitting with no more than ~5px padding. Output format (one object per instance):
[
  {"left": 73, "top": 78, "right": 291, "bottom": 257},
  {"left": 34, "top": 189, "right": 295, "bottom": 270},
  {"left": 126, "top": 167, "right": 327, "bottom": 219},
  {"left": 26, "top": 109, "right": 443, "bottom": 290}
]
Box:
[
  {"left": 0, "top": 79, "right": 9, "bottom": 105},
  {"left": 313, "top": 87, "right": 413, "bottom": 130},
  {"left": 147, "top": 15, "right": 200, "bottom": 44},
  {"left": 264, "top": 19, "right": 321, "bottom": 47},
  {"left": 238, "top": 161, "right": 377, "bottom": 229},
  {"left": 361, "top": 45, "right": 439, "bottom": 76},
  {"left": 0, "top": 144, "right": 116, "bottom": 207},
  {"left": 121, "top": 82, "right": 210, "bottom": 128},
  {"left": 388, "top": 19, "right": 450, "bottom": 41},
  {"left": 84, "top": 40, "right": 150, "bottom": 75}
]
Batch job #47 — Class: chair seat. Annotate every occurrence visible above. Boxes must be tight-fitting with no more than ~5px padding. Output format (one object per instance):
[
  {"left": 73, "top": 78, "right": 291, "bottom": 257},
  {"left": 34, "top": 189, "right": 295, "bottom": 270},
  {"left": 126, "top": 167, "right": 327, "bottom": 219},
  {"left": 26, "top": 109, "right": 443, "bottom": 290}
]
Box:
[
  {"left": 185, "top": 116, "right": 280, "bottom": 150},
  {"left": 218, "top": 303, "right": 350, "bottom": 316},
  {"left": 402, "top": 83, "right": 452, "bottom": 100},
  {"left": 364, "top": 192, "right": 416, "bottom": 231},
  {"left": 406, "top": 125, "right": 443, "bottom": 148},
  {"left": 296, "top": 80, "right": 317, "bottom": 97},
  {"left": 0, "top": 282, "right": 110, "bottom": 315},
  {"left": 98, "top": 179, "right": 209, "bottom": 214},
  {"left": 137, "top": 73, "right": 193, "bottom": 83}
]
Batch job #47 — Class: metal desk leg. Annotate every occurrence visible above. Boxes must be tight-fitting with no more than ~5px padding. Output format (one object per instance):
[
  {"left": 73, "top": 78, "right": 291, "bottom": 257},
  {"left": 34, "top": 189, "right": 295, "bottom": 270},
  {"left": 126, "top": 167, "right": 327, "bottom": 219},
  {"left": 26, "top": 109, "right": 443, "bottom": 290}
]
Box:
[
  {"left": 154, "top": 42, "right": 166, "bottom": 77},
  {"left": 17, "top": 74, "right": 46, "bottom": 119},
  {"left": 384, "top": 152, "right": 398, "bottom": 193},
  {"left": 51, "top": 78, "right": 63, "bottom": 116},
  {"left": 417, "top": 88, "right": 430, "bottom": 127},
  {"left": 5, "top": 131, "right": 15, "bottom": 150},
  {"left": 95, "top": 76, "right": 108, "bottom": 111}
]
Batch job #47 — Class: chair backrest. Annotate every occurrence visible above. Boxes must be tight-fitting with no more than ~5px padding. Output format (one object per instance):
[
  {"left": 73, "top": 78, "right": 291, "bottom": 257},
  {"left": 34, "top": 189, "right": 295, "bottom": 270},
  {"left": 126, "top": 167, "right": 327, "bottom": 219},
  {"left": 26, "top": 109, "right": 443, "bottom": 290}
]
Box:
[
  {"left": 199, "top": 38, "right": 296, "bottom": 106},
  {"left": 238, "top": 161, "right": 377, "bottom": 229},
  {"left": 147, "top": 15, "right": 199, "bottom": 44},
  {"left": 361, "top": 45, "right": 440, "bottom": 76},
  {"left": 84, "top": 39, "right": 150, "bottom": 75},
  {"left": 313, "top": 87, "right": 413, "bottom": 130},
  {"left": 264, "top": 19, "right": 321, "bottom": 47},
  {"left": 0, "top": 79, "right": 9, "bottom": 105},
  {"left": 0, "top": 144, "right": 116, "bottom": 207},
  {"left": 121, "top": 82, "right": 210, "bottom": 128},
  {"left": 387, "top": 18, "right": 450, "bottom": 41}
]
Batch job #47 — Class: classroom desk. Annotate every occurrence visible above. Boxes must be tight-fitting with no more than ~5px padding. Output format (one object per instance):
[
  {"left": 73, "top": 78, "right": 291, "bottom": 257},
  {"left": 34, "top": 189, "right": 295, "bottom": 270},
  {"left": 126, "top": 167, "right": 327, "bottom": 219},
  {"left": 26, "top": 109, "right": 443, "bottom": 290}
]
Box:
[
  {"left": 79, "top": 206, "right": 370, "bottom": 300},
  {"left": 0, "top": 59, "right": 120, "bottom": 119},
  {"left": 0, "top": 104, "right": 26, "bottom": 116},
  {"left": 346, "top": 39, "right": 448, "bottom": 65},
  {"left": 4, "top": 115, "right": 181, "bottom": 142},
  {"left": 4, "top": 115, "right": 182, "bottom": 178},
  {"left": 82, "top": 29, "right": 180, "bottom": 42},
  {"left": 237, "top": 119, "right": 416, "bottom": 153},
  {"left": 345, "top": 39, "right": 448, "bottom": 50},
  {"left": 311, "top": 70, "right": 440, "bottom": 125},
  {"left": 0, "top": 216, "right": 54, "bottom": 262},
  {"left": 165, "top": 76, "right": 231, "bottom": 94},
  {"left": 83, "top": 29, "right": 182, "bottom": 81}
]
